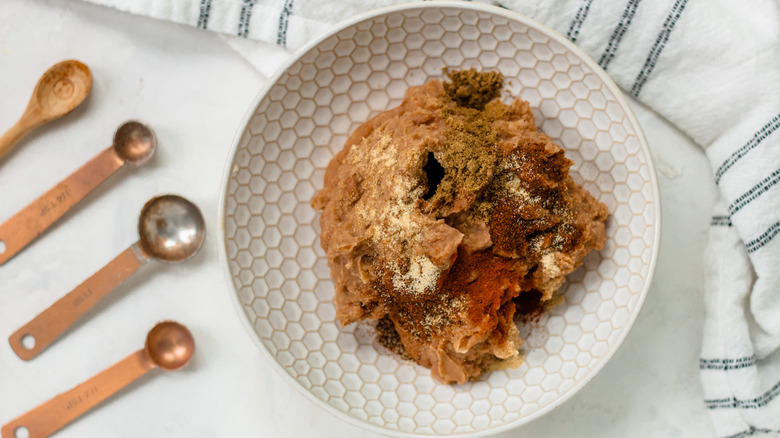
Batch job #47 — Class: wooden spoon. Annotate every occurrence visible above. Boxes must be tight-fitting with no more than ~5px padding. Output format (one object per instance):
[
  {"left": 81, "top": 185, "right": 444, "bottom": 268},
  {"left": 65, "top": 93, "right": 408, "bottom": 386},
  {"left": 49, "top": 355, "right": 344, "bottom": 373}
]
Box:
[{"left": 0, "top": 60, "right": 92, "bottom": 160}]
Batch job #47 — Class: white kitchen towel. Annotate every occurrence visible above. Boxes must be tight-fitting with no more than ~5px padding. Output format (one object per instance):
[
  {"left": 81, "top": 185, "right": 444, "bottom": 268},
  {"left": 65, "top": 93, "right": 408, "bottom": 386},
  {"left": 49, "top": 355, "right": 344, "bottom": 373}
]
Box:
[{"left": 79, "top": 0, "right": 780, "bottom": 436}]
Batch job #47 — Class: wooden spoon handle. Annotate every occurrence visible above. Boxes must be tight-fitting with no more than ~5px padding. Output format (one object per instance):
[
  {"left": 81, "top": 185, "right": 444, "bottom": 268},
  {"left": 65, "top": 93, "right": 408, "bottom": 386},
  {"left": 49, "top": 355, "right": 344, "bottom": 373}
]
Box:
[
  {"left": 0, "top": 145, "right": 125, "bottom": 266},
  {"left": 9, "top": 244, "right": 149, "bottom": 360},
  {"left": 1, "top": 349, "right": 155, "bottom": 438},
  {"left": 0, "top": 119, "right": 36, "bottom": 160}
]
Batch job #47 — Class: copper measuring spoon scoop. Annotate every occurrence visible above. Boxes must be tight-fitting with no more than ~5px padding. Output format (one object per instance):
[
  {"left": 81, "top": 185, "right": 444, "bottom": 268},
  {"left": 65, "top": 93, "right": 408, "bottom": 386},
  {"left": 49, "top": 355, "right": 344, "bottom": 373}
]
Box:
[
  {"left": 9, "top": 195, "right": 205, "bottom": 360},
  {"left": 1, "top": 321, "right": 194, "bottom": 438},
  {"left": 0, "top": 60, "right": 92, "bottom": 161},
  {"left": 0, "top": 121, "right": 156, "bottom": 266}
]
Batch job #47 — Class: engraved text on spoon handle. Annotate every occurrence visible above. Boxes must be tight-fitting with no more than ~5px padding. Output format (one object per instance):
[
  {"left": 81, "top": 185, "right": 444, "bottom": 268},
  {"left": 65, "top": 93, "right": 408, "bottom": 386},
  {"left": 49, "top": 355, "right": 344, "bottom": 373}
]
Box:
[
  {"left": 0, "top": 349, "right": 154, "bottom": 438},
  {"left": 0, "top": 146, "right": 125, "bottom": 266},
  {"left": 8, "top": 244, "right": 149, "bottom": 360}
]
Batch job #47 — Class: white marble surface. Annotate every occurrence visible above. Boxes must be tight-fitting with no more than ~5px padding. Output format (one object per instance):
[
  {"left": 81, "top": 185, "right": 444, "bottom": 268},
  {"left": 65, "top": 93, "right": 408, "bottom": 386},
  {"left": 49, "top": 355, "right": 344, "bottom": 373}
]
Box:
[{"left": 0, "top": 1, "right": 718, "bottom": 436}]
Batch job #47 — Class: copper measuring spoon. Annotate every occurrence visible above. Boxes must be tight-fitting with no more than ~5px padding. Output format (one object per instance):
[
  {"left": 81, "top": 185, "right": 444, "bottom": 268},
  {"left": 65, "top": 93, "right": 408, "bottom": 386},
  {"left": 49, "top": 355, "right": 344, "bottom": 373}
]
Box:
[
  {"left": 1, "top": 321, "right": 194, "bottom": 438},
  {"left": 9, "top": 195, "right": 205, "bottom": 360},
  {"left": 0, "top": 60, "right": 92, "bottom": 160},
  {"left": 0, "top": 121, "right": 156, "bottom": 266}
]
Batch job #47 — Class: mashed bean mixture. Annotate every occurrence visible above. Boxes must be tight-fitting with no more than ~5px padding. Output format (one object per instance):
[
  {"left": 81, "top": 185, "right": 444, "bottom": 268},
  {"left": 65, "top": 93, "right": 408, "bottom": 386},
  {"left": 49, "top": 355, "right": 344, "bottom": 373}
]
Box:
[{"left": 312, "top": 70, "right": 608, "bottom": 384}]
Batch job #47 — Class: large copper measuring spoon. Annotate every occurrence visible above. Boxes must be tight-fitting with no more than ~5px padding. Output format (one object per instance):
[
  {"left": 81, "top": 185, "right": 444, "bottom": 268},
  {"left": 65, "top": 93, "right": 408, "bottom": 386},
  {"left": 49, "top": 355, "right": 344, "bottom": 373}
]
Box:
[
  {"left": 0, "top": 60, "right": 92, "bottom": 160},
  {"left": 1, "top": 321, "right": 194, "bottom": 438},
  {"left": 9, "top": 195, "right": 205, "bottom": 360},
  {"left": 0, "top": 121, "right": 156, "bottom": 266}
]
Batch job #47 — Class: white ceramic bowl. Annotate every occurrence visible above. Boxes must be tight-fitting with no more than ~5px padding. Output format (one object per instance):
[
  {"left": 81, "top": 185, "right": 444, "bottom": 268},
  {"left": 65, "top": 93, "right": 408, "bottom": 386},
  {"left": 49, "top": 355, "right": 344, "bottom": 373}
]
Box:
[{"left": 218, "top": 3, "right": 660, "bottom": 436}]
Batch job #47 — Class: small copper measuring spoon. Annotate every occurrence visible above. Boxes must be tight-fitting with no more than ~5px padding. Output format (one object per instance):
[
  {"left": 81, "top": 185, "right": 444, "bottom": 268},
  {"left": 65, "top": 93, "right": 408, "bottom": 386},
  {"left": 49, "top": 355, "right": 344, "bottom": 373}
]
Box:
[
  {"left": 9, "top": 195, "right": 205, "bottom": 360},
  {"left": 1, "top": 321, "right": 194, "bottom": 438},
  {"left": 0, "top": 121, "right": 156, "bottom": 266},
  {"left": 0, "top": 60, "right": 92, "bottom": 160}
]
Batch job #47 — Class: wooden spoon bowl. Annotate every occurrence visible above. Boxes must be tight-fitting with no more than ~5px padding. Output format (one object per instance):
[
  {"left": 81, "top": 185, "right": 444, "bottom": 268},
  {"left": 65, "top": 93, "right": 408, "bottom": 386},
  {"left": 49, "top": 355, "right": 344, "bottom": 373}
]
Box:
[
  {"left": 34, "top": 61, "right": 91, "bottom": 121},
  {"left": 0, "top": 60, "right": 92, "bottom": 160}
]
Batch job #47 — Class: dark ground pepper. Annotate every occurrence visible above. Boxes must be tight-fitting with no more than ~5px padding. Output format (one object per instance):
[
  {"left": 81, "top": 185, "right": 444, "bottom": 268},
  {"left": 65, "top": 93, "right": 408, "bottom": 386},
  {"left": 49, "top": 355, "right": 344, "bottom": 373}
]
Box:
[{"left": 376, "top": 316, "right": 410, "bottom": 360}]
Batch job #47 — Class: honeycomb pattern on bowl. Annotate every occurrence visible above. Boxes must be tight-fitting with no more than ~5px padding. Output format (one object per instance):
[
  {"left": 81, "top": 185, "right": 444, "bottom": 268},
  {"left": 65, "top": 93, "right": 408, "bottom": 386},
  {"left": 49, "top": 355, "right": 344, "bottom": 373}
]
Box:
[{"left": 221, "top": 4, "right": 658, "bottom": 436}]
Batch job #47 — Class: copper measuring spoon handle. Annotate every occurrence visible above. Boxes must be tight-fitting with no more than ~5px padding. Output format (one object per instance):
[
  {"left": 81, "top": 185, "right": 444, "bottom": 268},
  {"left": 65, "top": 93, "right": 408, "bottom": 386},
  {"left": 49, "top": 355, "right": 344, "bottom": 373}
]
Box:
[
  {"left": 0, "top": 121, "right": 156, "bottom": 266},
  {"left": 0, "top": 349, "right": 154, "bottom": 438},
  {"left": 0, "top": 146, "right": 124, "bottom": 266},
  {"left": 9, "top": 244, "right": 149, "bottom": 360}
]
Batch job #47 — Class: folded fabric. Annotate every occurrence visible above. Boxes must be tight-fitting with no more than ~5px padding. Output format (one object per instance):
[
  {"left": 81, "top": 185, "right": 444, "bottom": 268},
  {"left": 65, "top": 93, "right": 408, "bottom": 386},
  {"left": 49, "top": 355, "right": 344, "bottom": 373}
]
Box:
[{"left": 79, "top": 0, "right": 780, "bottom": 436}]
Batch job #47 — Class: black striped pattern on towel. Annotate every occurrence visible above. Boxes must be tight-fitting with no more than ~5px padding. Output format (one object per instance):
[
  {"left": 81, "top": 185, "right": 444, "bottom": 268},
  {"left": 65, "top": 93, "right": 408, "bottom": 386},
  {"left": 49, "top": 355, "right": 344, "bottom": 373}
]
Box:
[
  {"left": 715, "top": 114, "right": 780, "bottom": 184},
  {"left": 197, "top": 0, "right": 213, "bottom": 29},
  {"left": 705, "top": 379, "right": 780, "bottom": 409},
  {"left": 630, "top": 0, "right": 689, "bottom": 96},
  {"left": 598, "top": 0, "right": 642, "bottom": 70},
  {"left": 277, "top": 0, "right": 295, "bottom": 46},
  {"left": 711, "top": 215, "right": 733, "bottom": 227},
  {"left": 238, "top": 0, "right": 257, "bottom": 38},
  {"left": 746, "top": 220, "right": 780, "bottom": 253},
  {"left": 729, "top": 169, "right": 780, "bottom": 216},
  {"left": 566, "top": 0, "right": 594, "bottom": 43},
  {"left": 723, "top": 427, "right": 780, "bottom": 438},
  {"left": 700, "top": 356, "right": 757, "bottom": 371}
]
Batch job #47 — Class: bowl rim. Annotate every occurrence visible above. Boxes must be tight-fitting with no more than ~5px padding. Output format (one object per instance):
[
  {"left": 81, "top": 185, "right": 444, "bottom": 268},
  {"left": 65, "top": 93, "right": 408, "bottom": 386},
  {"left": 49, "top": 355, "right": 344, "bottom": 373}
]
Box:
[{"left": 216, "top": 2, "right": 662, "bottom": 436}]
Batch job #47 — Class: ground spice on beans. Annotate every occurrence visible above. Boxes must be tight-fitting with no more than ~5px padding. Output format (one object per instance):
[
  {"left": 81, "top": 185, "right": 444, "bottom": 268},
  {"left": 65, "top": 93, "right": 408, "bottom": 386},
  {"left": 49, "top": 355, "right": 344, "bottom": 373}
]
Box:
[
  {"left": 440, "top": 247, "right": 525, "bottom": 324},
  {"left": 443, "top": 68, "right": 504, "bottom": 110}
]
